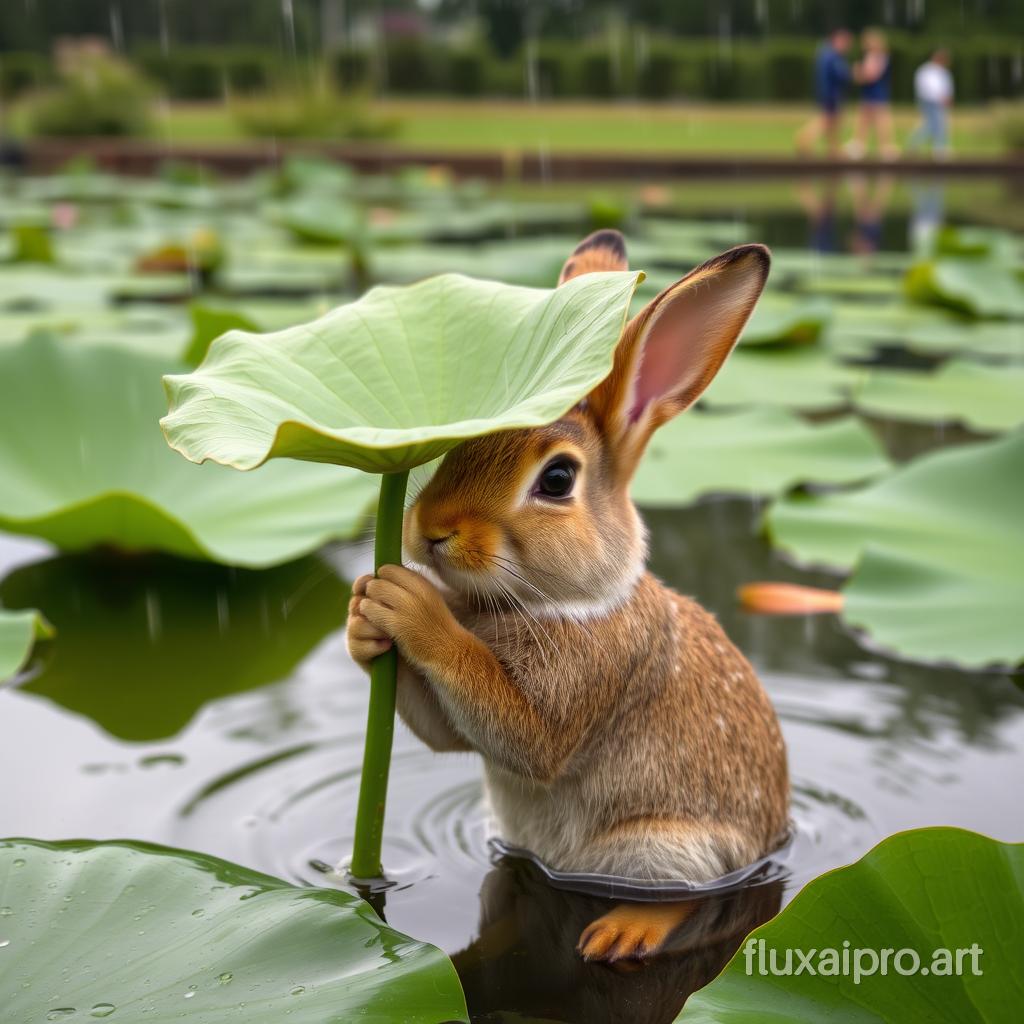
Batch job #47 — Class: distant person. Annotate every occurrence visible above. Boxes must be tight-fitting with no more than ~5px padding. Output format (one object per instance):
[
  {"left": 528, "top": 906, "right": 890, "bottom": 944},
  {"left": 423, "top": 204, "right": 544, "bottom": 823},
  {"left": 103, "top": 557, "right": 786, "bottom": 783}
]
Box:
[
  {"left": 909, "top": 49, "right": 954, "bottom": 157},
  {"left": 846, "top": 29, "right": 899, "bottom": 160},
  {"left": 796, "top": 28, "right": 853, "bottom": 157}
]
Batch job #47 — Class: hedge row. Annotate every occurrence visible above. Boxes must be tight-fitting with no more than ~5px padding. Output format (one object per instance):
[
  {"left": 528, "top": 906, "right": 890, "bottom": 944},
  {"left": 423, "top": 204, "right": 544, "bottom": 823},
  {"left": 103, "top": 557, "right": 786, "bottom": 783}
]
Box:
[
  {"left": 344, "top": 38, "right": 1023, "bottom": 104},
  {"left": 3, "top": 37, "right": 1021, "bottom": 104}
]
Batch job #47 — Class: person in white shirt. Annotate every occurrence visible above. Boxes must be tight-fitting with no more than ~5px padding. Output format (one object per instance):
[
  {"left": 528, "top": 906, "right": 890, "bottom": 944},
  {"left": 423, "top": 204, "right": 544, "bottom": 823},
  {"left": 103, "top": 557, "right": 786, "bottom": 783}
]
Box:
[{"left": 910, "top": 49, "right": 954, "bottom": 156}]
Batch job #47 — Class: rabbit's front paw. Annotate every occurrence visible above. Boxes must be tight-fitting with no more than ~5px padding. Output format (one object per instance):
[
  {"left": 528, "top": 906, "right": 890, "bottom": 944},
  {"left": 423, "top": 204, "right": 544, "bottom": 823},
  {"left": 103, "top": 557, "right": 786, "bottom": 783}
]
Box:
[
  {"left": 360, "top": 564, "right": 462, "bottom": 668},
  {"left": 345, "top": 575, "right": 392, "bottom": 668}
]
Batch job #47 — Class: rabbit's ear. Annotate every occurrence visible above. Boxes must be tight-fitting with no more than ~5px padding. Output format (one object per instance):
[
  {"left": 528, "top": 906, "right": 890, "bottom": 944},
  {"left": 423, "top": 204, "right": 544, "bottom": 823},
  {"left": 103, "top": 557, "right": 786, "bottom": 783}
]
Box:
[
  {"left": 587, "top": 244, "right": 770, "bottom": 480},
  {"left": 558, "top": 229, "right": 629, "bottom": 285}
]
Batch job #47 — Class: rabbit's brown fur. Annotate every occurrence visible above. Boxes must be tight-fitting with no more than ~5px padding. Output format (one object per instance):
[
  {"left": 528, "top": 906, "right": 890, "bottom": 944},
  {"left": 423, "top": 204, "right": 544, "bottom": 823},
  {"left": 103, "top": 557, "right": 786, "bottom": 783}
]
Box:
[{"left": 347, "top": 231, "right": 789, "bottom": 960}]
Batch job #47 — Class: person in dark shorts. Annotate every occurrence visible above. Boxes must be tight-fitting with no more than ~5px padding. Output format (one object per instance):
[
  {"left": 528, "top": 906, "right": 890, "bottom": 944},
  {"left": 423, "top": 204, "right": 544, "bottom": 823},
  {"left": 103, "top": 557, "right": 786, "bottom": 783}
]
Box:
[
  {"left": 846, "top": 28, "right": 899, "bottom": 159},
  {"left": 796, "top": 28, "right": 853, "bottom": 157}
]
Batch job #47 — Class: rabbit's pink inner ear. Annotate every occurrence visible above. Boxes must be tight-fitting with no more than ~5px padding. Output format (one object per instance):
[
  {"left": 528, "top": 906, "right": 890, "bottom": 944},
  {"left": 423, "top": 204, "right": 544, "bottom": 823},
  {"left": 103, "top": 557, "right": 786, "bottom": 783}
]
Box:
[
  {"left": 628, "top": 311, "right": 702, "bottom": 422},
  {"left": 628, "top": 246, "right": 771, "bottom": 425}
]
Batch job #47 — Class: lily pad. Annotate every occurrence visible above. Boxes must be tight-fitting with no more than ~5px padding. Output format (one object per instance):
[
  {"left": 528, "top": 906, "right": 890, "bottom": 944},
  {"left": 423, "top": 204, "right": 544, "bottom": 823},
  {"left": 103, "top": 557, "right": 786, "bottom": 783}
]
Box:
[
  {"left": 184, "top": 302, "right": 260, "bottom": 365},
  {"left": 679, "top": 827, "right": 1023, "bottom": 1023},
  {"left": 0, "top": 333, "right": 378, "bottom": 567},
  {"left": 1, "top": 554, "right": 346, "bottom": 741},
  {"left": 856, "top": 359, "right": 1024, "bottom": 433},
  {"left": 702, "top": 346, "right": 864, "bottom": 413},
  {"left": 0, "top": 609, "right": 53, "bottom": 684},
  {"left": 739, "top": 295, "right": 833, "bottom": 346},
  {"left": 162, "top": 270, "right": 642, "bottom": 474},
  {"left": 767, "top": 432, "right": 1024, "bottom": 667},
  {"left": 633, "top": 408, "right": 890, "bottom": 507},
  {"left": 0, "top": 838, "right": 468, "bottom": 1023},
  {"left": 906, "top": 258, "right": 1024, "bottom": 319},
  {"left": 826, "top": 304, "right": 1024, "bottom": 362}
]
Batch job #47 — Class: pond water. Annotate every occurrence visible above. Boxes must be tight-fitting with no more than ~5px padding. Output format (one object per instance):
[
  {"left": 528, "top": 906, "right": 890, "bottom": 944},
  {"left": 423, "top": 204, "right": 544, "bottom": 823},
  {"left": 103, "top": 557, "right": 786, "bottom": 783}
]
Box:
[{"left": 1, "top": 174, "right": 1023, "bottom": 1023}]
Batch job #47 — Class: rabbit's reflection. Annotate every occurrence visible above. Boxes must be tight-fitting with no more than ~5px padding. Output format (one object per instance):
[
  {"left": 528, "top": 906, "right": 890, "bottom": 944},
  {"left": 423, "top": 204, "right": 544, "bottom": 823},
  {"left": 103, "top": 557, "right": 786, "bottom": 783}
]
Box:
[{"left": 453, "top": 856, "right": 783, "bottom": 1024}]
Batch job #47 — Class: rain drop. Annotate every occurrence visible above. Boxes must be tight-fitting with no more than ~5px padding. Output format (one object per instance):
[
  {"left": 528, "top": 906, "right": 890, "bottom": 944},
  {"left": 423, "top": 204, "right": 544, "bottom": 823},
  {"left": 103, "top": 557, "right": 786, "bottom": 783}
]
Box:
[
  {"left": 47, "top": 1011, "right": 77, "bottom": 1021},
  {"left": 0, "top": 939, "right": 10, "bottom": 948},
  {"left": 0, "top": 907, "right": 12, "bottom": 917},
  {"left": 217, "top": 973, "right": 233, "bottom": 984},
  {"left": 290, "top": 986, "right": 305, "bottom": 996},
  {"left": 13, "top": 858, "right": 25, "bottom": 868},
  {"left": 89, "top": 1006, "right": 116, "bottom": 1019}
]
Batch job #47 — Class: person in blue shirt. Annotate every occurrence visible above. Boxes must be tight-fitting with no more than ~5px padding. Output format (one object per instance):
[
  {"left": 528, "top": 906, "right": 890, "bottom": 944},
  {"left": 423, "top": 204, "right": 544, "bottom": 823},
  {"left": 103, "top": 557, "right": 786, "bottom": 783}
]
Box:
[
  {"left": 846, "top": 28, "right": 899, "bottom": 160},
  {"left": 796, "top": 28, "right": 853, "bottom": 157}
]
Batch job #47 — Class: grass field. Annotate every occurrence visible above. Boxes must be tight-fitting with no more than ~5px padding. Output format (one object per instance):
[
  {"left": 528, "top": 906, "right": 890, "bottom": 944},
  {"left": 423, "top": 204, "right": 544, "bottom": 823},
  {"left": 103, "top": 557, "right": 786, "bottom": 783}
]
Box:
[{"left": 151, "top": 99, "right": 1003, "bottom": 156}]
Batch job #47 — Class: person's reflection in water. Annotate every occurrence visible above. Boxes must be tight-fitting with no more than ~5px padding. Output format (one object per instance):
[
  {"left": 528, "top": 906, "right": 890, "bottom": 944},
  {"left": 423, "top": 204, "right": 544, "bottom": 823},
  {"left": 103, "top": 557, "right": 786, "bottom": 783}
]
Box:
[
  {"left": 453, "top": 856, "right": 783, "bottom": 1024},
  {"left": 847, "top": 173, "right": 895, "bottom": 259},
  {"left": 795, "top": 178, "right": 842, "bottom": 255},
  {"left": 908, "top": 180, "right": 946, "bottom": 256}
]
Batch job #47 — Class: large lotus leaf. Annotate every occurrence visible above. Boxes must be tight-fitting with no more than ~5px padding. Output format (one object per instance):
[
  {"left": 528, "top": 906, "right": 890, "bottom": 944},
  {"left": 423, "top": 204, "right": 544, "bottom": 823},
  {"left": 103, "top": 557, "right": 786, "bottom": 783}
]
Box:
[
  {"left": 856, "top": 359, "right": 1024, "bottom": 433},
  {"left": 0, "top": 839, "right": 469, "bottom": 1023},
  {"left": 702, "top": 346, "right": 864, "bottom": 413},
  {"left": 163, "top": 271, "right": 642, "bottom": 474},
  {"left": 0, "top": 333, "right": 378, "bottom": 567},
  {"left": 0, "top": 609, "right": 52, "bottom": 684},
  {"left": 678, "top": 827, "right": 1022, "bottom": 1022},
  {"left": 767, "top": 432, "right": 1024, "bottom": 667},
  {"left": 906, "top": 258, "right": 1024, "bottom": 318},
  {"left": 0, "top": 553, "right": 346, "bottom": 740},
  {"left": 633, "top": 408, "right": 889, "bottom": 507}
]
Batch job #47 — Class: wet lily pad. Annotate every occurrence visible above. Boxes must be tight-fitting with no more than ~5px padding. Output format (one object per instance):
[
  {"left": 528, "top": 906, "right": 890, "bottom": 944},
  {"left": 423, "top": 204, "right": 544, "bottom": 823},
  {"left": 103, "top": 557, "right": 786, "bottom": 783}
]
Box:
[
  {"left": 0, "top": 838, "right": 468, "bottom": 1023},
  {"left": 0, "top": 554, "right": 347, "bottom": 740},
  {"left": 633, "top": 408, "right": 889, "bottom": 506},
  {"left": 703, "top": 346, "right": 864, "bottom": 413},
  {"left": 856, "top": 359, "right": 1024, "bottom": 433},
  {"left": 768, "top": 432, "right": 1024, "bottom": 667},
  {"left": 906, "top": 258, "right": 1024, "bottom": 318},
  {"left": 679, "top": 827, "right": 1023, "bottom": 1022},
  {"left": 0, "top": 333, "right": 378, "bottom": 567},
  {"left": 0, "top": 609, "right": 53, "bottom": 684},
  {"left": 163, "top": 270, "right": 642, "bottom": 474}
]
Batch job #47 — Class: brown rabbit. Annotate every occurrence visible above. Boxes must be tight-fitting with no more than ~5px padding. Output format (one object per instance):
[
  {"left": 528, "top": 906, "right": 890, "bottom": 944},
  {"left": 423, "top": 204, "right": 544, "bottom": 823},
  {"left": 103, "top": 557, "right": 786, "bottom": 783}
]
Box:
[{"left": 347, "top": 230, "right": 789, "bottom": 961}]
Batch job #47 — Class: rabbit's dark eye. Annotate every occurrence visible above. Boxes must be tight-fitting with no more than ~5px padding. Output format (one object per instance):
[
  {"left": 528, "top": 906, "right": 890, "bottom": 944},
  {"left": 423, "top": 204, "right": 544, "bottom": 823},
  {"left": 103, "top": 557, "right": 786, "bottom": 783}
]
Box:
[{"left": 535, "top": 457, "right": 577, "bottom": 500}]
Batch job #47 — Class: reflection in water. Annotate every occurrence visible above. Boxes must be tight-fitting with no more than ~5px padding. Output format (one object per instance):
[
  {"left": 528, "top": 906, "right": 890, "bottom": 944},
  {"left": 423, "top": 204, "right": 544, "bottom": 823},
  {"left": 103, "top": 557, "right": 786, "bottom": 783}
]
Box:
[
  {"left": 847, "top": 173, "right": 895, "bottom": 257},
  {"left": 0, "top": 553, "right": 347, "bottom": 740},
  {"left": 455, "top": 857, "right": 783, "bottom": 1024},
  {"left": 793, "top": 173, "right": 906, "bottom": 259},
  {"left": 909, "top": 180, "right": 946, "bottom": 254}
]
